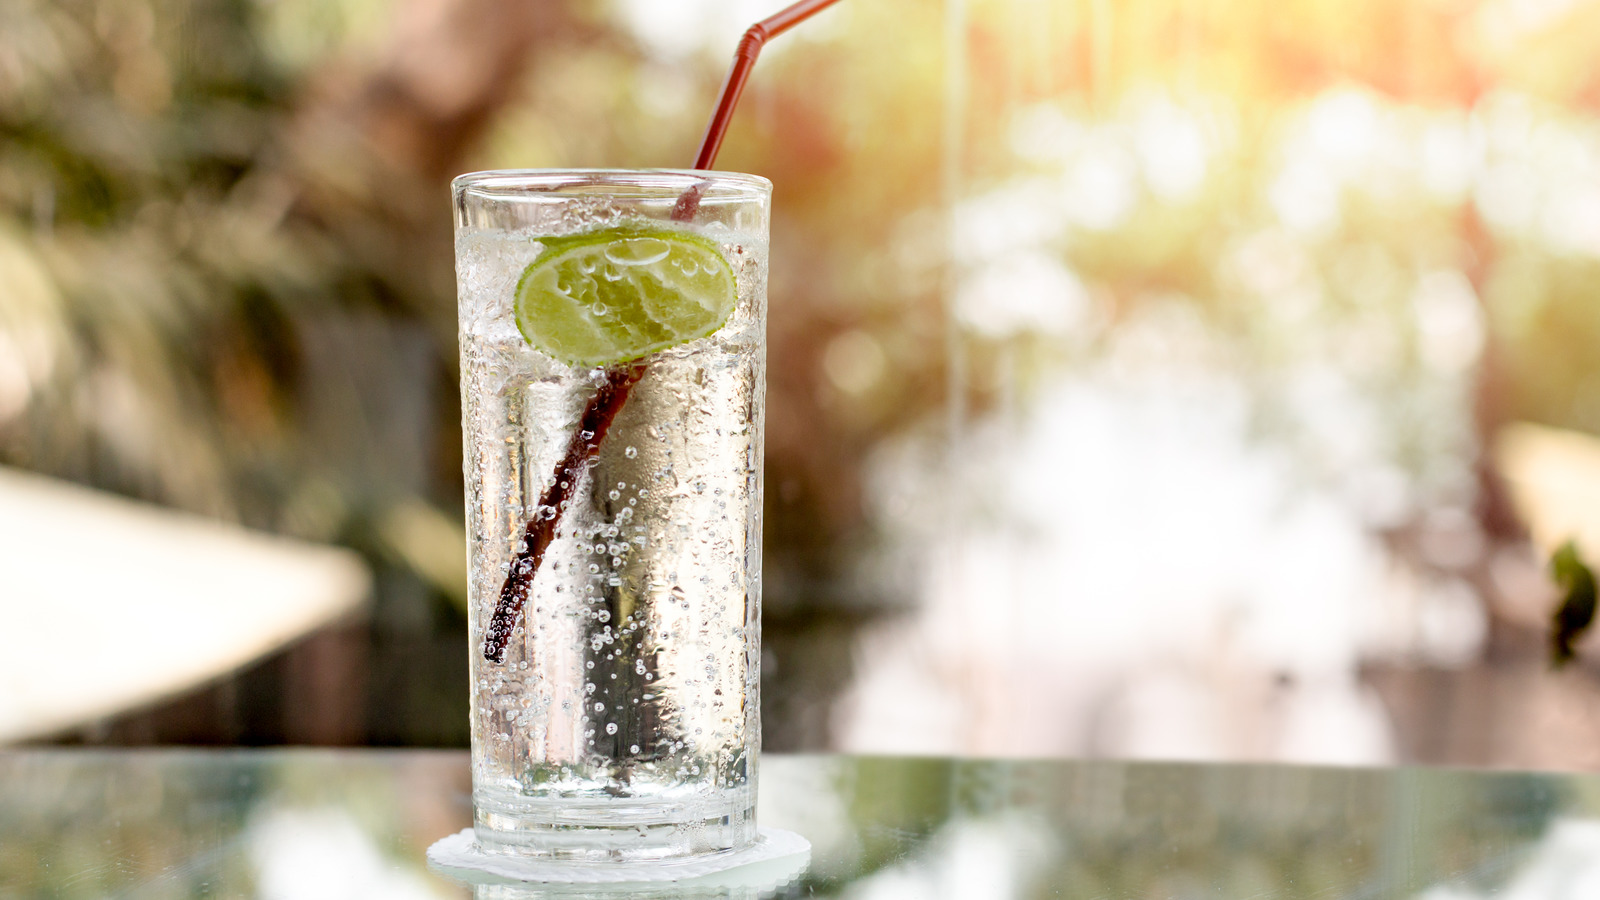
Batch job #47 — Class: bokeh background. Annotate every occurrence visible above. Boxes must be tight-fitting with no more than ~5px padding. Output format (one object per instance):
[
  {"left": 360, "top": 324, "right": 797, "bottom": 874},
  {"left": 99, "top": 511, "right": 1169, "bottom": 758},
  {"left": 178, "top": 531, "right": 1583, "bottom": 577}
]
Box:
[{"left": 4, "top": 0, "right": 1600, "bottom": 767}]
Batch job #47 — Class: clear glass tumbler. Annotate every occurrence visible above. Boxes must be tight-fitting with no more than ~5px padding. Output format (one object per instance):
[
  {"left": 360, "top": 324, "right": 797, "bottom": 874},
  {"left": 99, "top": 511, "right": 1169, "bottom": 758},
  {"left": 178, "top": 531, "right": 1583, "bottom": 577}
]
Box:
[{"left": 453, "top": 170, "right": 769, "bottom": 860}]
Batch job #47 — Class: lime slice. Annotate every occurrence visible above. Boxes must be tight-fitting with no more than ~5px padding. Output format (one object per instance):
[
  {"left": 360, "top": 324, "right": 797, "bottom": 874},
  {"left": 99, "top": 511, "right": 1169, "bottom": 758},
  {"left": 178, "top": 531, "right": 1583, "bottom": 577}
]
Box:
[{"left": 513, "top": 225, "right": 737, "bottom": 366}]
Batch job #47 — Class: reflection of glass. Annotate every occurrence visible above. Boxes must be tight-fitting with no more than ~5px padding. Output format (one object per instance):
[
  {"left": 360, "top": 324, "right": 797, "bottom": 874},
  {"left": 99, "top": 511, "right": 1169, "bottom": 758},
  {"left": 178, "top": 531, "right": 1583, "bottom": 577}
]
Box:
[
  {"left": 465, "top": 850, "right": 808, "bottom": 900},
  {"left": 471, "top": 883, "right": 794, "bottom": 900},
  {"left": 453, "top": 171, "right": 770, "bottom": 860}
]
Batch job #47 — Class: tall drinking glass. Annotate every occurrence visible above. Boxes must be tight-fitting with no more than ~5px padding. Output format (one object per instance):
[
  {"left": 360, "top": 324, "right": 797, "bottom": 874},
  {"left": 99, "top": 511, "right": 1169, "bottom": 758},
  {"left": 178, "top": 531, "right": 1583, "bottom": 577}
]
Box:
[{"left": 452, "top": 170, "right": 770, "bottom": 860}]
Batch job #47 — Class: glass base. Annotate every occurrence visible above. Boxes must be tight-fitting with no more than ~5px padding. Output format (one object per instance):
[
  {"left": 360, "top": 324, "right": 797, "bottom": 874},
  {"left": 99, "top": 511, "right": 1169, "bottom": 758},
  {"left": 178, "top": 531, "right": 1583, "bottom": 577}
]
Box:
[{"left": 472, "top": 791, "right": 756, "bottom": 862}]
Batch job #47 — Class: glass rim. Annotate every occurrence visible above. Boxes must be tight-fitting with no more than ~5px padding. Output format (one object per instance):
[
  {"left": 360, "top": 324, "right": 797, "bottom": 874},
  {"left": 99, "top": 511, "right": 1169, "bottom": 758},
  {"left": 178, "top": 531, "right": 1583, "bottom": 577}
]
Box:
[{"left": 451, "top": 168, "right": 772, "bottom": 200}]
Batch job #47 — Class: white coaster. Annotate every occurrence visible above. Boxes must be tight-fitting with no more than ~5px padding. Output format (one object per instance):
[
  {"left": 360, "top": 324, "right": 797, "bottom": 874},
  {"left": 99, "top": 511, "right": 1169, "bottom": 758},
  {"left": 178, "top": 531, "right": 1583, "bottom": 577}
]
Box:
[{"left": 426, "top": 827, "right": 811, "bottom": 886}]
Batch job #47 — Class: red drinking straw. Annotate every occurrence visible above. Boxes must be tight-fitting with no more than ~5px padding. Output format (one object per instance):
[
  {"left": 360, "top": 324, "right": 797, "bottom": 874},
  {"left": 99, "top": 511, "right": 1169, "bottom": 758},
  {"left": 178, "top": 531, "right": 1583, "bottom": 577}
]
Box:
[
  {"left": 693, "top": 0, "right": 845, "bottom": 170},
  {"left": 674, "top": 0, "right": 844, "bottom": 220},
  {"left": 483, "top": 0, "right": 844, "bottom": 663}
]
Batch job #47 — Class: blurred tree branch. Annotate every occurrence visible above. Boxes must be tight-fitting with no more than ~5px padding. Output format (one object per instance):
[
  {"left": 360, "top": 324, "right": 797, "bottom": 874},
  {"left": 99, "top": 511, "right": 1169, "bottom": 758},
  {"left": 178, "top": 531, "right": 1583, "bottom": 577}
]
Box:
[
  {"left": 276, "top": 0, "right": 601, "bottom": 326},
  {"left": 291, "top": 0, "right": 599, "bottom": 187}
]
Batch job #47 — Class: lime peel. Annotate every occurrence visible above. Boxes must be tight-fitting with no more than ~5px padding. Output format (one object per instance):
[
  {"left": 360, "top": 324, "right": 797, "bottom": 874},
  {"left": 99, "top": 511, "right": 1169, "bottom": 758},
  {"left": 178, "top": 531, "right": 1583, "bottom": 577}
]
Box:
[{"left": 513, "top": 225, "right": 736, "bottom": 366}]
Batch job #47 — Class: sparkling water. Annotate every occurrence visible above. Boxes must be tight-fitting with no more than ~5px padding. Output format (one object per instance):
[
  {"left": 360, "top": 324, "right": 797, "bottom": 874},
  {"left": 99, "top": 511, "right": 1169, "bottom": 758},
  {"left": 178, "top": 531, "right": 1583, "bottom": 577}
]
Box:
[{"left": 457, "top": 214, "right": 766, "bottom": 859}]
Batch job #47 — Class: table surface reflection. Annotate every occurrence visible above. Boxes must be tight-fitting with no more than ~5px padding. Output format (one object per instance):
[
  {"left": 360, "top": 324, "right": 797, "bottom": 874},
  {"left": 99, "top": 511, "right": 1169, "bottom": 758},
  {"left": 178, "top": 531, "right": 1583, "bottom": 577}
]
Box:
[{"left": 4, "top": 750, "right": 1600, "bottom": 898}]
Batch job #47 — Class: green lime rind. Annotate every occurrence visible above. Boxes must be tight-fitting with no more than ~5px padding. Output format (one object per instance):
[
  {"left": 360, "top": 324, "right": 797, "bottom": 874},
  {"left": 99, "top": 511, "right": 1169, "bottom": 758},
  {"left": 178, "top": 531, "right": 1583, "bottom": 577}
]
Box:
[{"left": 512, "top": 224, "right": 737, "bottom": 367}]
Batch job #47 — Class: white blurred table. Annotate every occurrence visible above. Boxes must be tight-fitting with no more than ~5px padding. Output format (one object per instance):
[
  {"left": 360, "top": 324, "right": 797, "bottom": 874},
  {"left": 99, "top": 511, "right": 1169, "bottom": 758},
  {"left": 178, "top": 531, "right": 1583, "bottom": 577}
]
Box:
[{"left": 0, "top": 467, "right": 370, "bottom": 742}]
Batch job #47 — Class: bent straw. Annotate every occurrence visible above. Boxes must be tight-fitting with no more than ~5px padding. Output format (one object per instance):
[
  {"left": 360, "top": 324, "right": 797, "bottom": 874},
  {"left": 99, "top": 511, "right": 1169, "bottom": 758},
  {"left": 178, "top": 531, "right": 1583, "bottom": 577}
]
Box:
[{"left": 484, "top": 0, "right": 844, "bottom": 663}]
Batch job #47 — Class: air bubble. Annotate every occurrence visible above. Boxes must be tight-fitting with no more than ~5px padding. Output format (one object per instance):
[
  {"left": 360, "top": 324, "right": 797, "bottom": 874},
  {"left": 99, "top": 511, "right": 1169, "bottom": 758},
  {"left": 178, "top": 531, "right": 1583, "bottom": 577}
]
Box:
[
  {"left": 606, "top": 723, "right": 618, "bottom": 735},
  {"left": 624, "top": 446, "right": 638, "bottom": 458}
]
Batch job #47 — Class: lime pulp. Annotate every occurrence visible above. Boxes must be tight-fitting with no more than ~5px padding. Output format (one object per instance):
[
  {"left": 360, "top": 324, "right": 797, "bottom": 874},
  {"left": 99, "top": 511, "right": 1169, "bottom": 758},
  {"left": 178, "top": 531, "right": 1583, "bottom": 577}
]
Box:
[{"left": 513, "top": 225, "right": 737, "bottom": 366}]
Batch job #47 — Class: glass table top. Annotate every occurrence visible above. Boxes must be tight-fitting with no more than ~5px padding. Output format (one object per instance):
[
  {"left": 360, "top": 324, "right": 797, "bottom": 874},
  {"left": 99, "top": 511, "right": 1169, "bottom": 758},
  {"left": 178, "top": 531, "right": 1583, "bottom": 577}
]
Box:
[{"left": 4, "top": 750, "right": 1600, "bottom": 898}]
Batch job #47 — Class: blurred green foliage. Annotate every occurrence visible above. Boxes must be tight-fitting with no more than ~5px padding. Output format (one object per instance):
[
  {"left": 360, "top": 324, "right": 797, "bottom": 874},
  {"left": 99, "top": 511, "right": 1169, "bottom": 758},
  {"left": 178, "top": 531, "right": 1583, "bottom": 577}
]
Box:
[{"left": 4, "top": 0, "right": 1600, "bottom": 748}]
